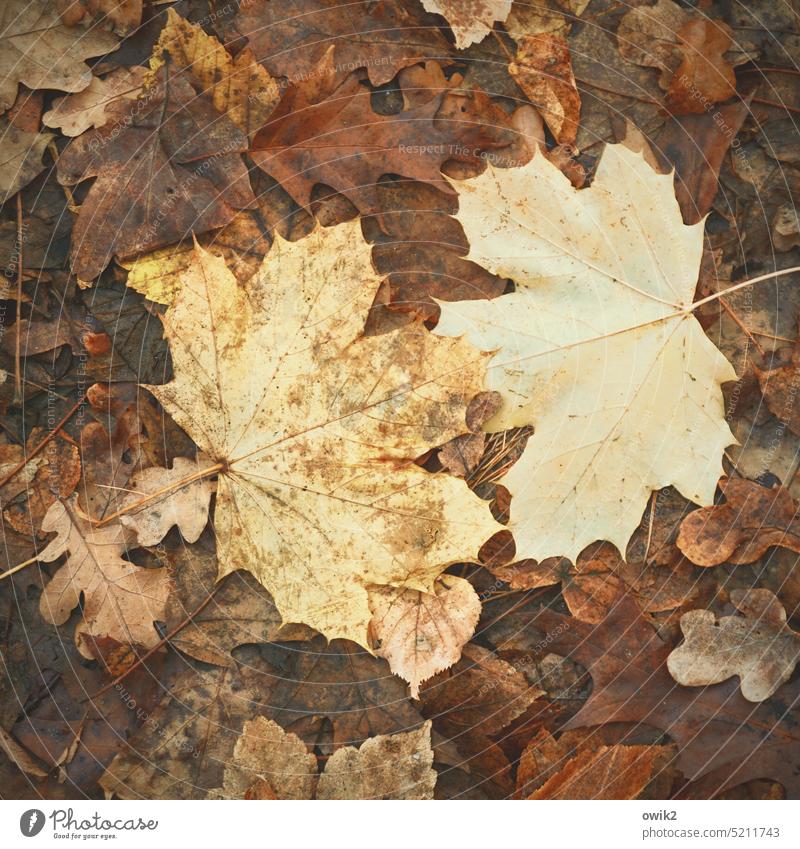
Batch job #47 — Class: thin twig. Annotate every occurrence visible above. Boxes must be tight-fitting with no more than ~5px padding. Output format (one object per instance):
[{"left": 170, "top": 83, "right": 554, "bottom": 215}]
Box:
[
  {"left": 86, "top": 587, "right": 221, "bottom": 701},
  {"left": 13, "top": 193, "right": 23, "bottom": 404},
  {"left": 0, "top": 555, "right": 39, "bottom": 582},
  {"left": 719, "top": 297, "right": 766, "bottom": 356}
]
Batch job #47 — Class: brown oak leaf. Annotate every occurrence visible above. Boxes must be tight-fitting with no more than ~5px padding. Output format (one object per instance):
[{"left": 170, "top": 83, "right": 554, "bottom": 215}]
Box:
[
  {"left": 57, "top": 64, "right": 255, "bottom": 280},
  {"left": 677, "top": 477, "right": 800, "bottom": 567}
]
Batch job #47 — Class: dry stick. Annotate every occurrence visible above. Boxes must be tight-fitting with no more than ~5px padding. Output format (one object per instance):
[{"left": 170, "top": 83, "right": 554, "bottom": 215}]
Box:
[
  {"left": 751, "top": 97, "right": 800, "bottom": 114},
  {"left": 92, "top": 462, "right": 225, "bottom": 528},
  {"left": 0, "top": 392, "right": 86, "bottom": 490},
  {"left": 87, "top": 587, "right": 221, "bottom": 701},
  {"left": 13, "top": 193, "right": 23, "bottom": 404},
  {"left": 0, "top": 555, "right": 39, "bottom": 582},
  {"left": 718, "top": 297, "right": 766, "bottom": 357}
]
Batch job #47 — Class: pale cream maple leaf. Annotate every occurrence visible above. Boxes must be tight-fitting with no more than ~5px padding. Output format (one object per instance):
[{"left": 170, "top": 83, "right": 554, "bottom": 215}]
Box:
[
  {"left": 434, "top": 143, "right": 737, "bottom": 562},
  {"left": 143, "top": 221, "right": 500, "bottom": 647}
]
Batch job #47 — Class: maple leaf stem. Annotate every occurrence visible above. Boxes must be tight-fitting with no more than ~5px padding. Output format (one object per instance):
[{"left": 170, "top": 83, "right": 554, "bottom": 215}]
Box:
[
  {"left": 92, "top": 461, "right": 225, "bottom": 528},
  {"left": 690, "top": 267, "right": 800, "bottom": 311}
]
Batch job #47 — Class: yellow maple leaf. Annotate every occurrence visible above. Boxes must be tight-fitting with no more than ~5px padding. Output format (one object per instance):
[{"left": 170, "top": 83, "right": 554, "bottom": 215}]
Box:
[{"left": 143, "top": 221, "right": 500, "bottom": 646}]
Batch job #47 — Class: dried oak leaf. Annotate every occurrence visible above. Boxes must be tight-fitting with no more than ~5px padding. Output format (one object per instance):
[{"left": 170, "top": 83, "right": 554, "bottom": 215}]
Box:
[
  {"left": 57, "top": 64, "right": 255, "bottom": 281},
  {"left": 37, "top": 498, "right": 172, "bottom": 658},
  {"left": 143, "top": 221, "right": 500, "bottom": 647},
  {"left": 755, "top": 341, "right": 800, "bottom": 436},
  {"left": 655, "top": 101, "right": 750, "bottom": 225},
  {"left": 56, "top": 0, "right": 142, "bottom": 36},
  {"left": 421, "top": 0, "right": 512, "bottom": 49},
  {"left": 509, "top": 33, "right": 580, "bottom": 145},
  {"left": 117, "top": 457, "right": 215, "bottom": 546},
  {"left": 536, "top": 597, "right": 800, "bottom": 796},
  {"left": 152, "top": 8, "right": 280, "bottom": 139},
  {"left": 251, "top": 61, "right": 515, "bottom": 216},
  {"left": 369, "top": 575, "right": 481, "bottom": 698},
  {"left": 235, "top": 0, "right": 452, "bottom": 90},
  {"left": 617, "top": 0, "right": 749, "bottom": 114},
  {"left": 0, "top": 118, "right": 53, "bottom": 205},
  {"left": 677, "top": 477, "right": 800, "bottom": 567},
  {"left": 665, "top": 19, "right": 738, "bottom": 114},
  {"left": 37, "top": 456, "right": 214, "bottom": 656},
  {"left": 0, "top": 1, "right": 119, "bottom": 111},
  {"left": 43, "top": 67, "right": 146, "bottom": 137},
  {"left": 0, "top": 429, "right": 81, "bottom": 538},
  {"left": 668, "top": 589, "right": 800, "bottom": 702},
  {"left": 434, "top": 143, "right": 736, "bottom": 563},
  {"left": 219, "top": 716, "right": 436, "bottom": 800},
  {"left": 364, "top": 176, "right": 509, "bottom": 326}
]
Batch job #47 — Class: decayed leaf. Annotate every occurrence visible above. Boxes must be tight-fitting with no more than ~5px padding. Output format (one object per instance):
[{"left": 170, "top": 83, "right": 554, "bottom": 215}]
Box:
[
  {"left": 251, "top": 62, "right": 515, "bottom": 215},
  {"left": 57, "top": 64, "right": 255, "bottom": 280},
  {"left": 536, "top": 598, "right": 800, "bottom": 796},
  {"left": 0, "top": 729, "right": 49, "bottom": 778},
  {"left": 235, "top": 0, "right": 452, "bottom": 90},
  {"left": 364, "top": 178, "right": 511, "bottom": 325},
  {"left": 0, "top": 429, "right": 81, "bottom": 537},
  {"left": 505, "top": 0, "right": 589, "bottom": 41},
  {"left": 509, "top": 34, "right": 580, "bottom": 145},
  {"left": 369, "top": 575, "right": 481, "bottom": 697},
  {"left": 317, "top": 721, "right": 436, "bottom": 799},
  {"left": 143, "top": 221, "right": 500, "bottom": 647},
  {"left": 668, "top": 589, "right": 800, "bottom": 702},
  {"left": 665, "top": 19, "right": 737, "bottom": 114},
  {"left": 434, "top": 143, "right": 736, "bottom": 563},
  {"left": 221, "top": 717, "right": 318, "bottom": 800},
  {"left": 261, "top": 637, "right": 425, "bottom": 751},
  {"left": 43, "top": 68, "right": 146, "bottom": 137},
  {"left": 677, "top": 477, "right": 800, "bottom": 567},
  {"left": 164, "top": 538, "right": 282, "bottom": 667},
  {"left": 37, "top": 498, "right": 172, "bottom": 658},
  {"left": 421, "top": 1, "right": 512, "bottom": 49},
  {"left": 0, "top": 118, "right": 53, "bottom": 204},
  {"left": 617, "top": 0, "right": 749, "bottom": 113},
  {"left": 755, "top": 339, "right": 800, "bottom": 435},
  {"left": 100, "top": 665, "right": 257, "bottom": 799},
  {"left": 152, "top": 9, "right": 279, "bottom": 138},
  {"left": 529, "top": 743, "right": 672, "bottom": 800},
  {"left": 56, "top": 0, "right": 142, "bottom": 35},
  {"left": 220, "top": 717, "right": 436, "bottom": 800},
  {"left": 420, "top": 643, "right": 543, "bottom": 737},
  {"left": 0, "top": 1, "right": 119, "bottom": 111}
]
